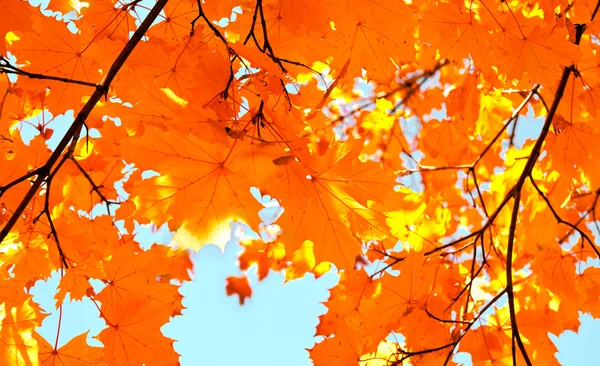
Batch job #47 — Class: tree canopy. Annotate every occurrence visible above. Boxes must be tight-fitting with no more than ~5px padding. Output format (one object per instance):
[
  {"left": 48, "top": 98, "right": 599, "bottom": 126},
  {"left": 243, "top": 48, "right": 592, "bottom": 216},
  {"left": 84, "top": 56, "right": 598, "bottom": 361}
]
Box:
[{"left": 1, "top": 0, "right": 600, "bottom": 364}]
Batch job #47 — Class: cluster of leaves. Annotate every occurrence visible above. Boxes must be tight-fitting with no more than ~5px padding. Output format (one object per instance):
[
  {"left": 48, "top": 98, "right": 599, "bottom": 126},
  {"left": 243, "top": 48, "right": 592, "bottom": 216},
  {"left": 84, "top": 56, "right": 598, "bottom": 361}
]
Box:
[{"left": 2, "top": 0, "right": 600, "bottom": 364}]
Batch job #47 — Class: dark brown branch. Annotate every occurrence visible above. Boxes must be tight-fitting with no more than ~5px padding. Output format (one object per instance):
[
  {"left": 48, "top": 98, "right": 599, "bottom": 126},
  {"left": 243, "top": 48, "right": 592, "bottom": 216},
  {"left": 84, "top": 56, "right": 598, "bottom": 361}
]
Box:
[
  {"left": 242, "top": 0, "right": 261, "bottom": 47},
  {"left": 190, "top": 0, "right": 228, "bottom": 43},
  {"left": 0, "top": 0, "right": 169, "bottom": 244},
  {"left": 508, "top": 114, "right": 519, "bottom": 148},
  {"left": 470, "top": 168, "right": 489, "bottom": 217},
  {"left": 395, "top": 85, "right": 541, "bottom": 259},
  {"left": 256, "top": 0, "right": 287, "bottom": 73},
  {"left": 385, "top": 288, "right": 507, "bottom": 365},
  {"left": 424, "top": 308, "right": 471, "bottom": 325},
  {"left": 370, "top": 254, "right": 406, "bottom": 278},
  {"left": 32, "top": 153, "right": 71, "bottom": 267},
  {"left": 453, "top": 246, "right": 486, "bottom": 305},
  {"left": 0, "top": 168, "right": 43, "bottom": 197},
  {"left": 533, "top": 88, "right": 550, "bottom": 114},
  {"left": 441, "top": 288, "right": 509, "bottom": 365},
  {"left": 382, "top": 69, "right": 572, "bottom": 364},
  {"left": 399, "top": 164, "right": 470, "bottom": 175},
  {"left": 238, "top": 3, "right": 325, "bottom": 86},
  {"left": 390, "top": 60, "right": 449, "bottom": 114},
  {"left": 42, "top": 168, "right": 68, "bottom": 268},
  {"left": 472, "top": 85, "right": 539, "bottom": 167},
  {"left": 515, "top": 67, "right": 572, "bottom": 188},
  {"left": 592, "top": 0, "right": 600, "bottom": 21},
  {"left": 427, "top": 182, "right": 517, "bottom": 256},
  {"left": 502, "top": 65, "right": 573, "bottom": 366},
  {"left": 505, "top": 188, "right": 530, "bottom": 366},
  {"left": 190, "top": 1, "right": 246, "bottom": 103},
  {"left": 462, "top": 235, "right": 488, "bottom": 318}
]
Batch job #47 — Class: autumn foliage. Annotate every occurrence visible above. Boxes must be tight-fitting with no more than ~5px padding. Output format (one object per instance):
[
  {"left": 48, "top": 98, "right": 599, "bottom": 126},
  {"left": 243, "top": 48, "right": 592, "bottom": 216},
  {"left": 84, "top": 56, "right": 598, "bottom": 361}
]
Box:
[{"left": 1, "top": 0, "right": 600, "bottom": 364}]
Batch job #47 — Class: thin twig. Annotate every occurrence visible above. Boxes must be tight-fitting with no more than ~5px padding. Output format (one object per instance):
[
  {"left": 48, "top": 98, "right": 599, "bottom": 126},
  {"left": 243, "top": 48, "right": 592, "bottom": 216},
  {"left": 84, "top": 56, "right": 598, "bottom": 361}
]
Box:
[
  {"left": 0, "top": 57, "right": 98, "bottom": 89},
  {"left": 0, "top": 168, "right": 43, "bottom": 197},
  {"left": 528, "top": 175, "right": 600, "bottom": 257},
  {"left": 70, "top": 158, "right": 119, "bottom": 213}
]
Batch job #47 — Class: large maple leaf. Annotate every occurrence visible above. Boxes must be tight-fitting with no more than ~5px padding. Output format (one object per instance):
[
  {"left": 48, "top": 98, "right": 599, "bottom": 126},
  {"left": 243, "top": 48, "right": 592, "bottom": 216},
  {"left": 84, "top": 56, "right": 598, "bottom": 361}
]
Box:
[
  {"left": 120, "top": 126, "right": 274, "bottom": 248},
  {"left": 265, "top": 139, "right": 395, "bottom": 267},
  {"left": 36, "top": 331, "right": 103, "bottom": 366}
]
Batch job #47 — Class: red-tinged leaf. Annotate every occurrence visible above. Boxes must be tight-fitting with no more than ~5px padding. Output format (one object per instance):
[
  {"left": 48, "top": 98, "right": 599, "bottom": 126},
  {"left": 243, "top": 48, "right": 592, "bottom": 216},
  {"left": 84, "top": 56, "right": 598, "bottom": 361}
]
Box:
[{"left": 225, "top": 275, "right": 252, "bottom": 305}]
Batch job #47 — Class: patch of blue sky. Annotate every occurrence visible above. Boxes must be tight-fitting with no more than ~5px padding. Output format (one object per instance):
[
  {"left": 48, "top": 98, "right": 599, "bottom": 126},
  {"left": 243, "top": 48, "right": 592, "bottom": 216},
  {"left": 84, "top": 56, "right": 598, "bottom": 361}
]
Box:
[
  {"left": 164, "top": 225, "right": 338, "bottom": 366},
  {"left": 552, "top": 313, "right": 600, "bottom": 366},
  {"left": 30, "top": 272, "right": 106, "bottom": 348}
]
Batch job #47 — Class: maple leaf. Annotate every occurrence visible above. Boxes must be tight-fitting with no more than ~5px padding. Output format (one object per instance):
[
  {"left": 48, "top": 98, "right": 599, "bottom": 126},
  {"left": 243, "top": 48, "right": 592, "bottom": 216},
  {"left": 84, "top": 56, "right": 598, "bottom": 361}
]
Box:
[
  {"left": 238, "top": 240, "right": 286, "bottom": 280},
  {"left": 8, "top": 16, "right": 109, "bottom": 112},
  {"left": 145, "top": 0, "right": 199, "bottom": 44},
  {"left": 97, "top": 293, "right": 181, "bottom": 365},
  {"left": 0, "top": 0, "right": 36, "bottom": 56},
  {"left": 0, "top": 298, "right": 45, "bottom": 365},
  {"left": 265, "top": 138, "right": 395, "bottom": 267},
  {"left": 546, "top": 114, "right": 600, "bottom": 185},
  {"left": 530, "top": 243, "right": 578, "bottom": 300},
  {"left": 94, "top": 238, "right": 191, "bottom": 365},
  {"left": 0, "top": 134, "right": 50, "bottom": 222},
  {"left": 420, "top": 1, "right": 497, "bottom": 73},
  {"left": 119, "top": 126, "right": 271, "bottom": 249},
  {"left": 75, "top": 0, "right": 139, "bottom": 43},
  {"left": 372, "top": 253, "right": 451, "bottom": 346},
  {"left": 36, "top": 331, "right": 103, "bottom": 366},
  {"left": 98, "top": 238, "right": 191, "bottom": 307},
  {"left": 496, "top": 24, "right": 580, "bottom": 85},
  {"left": 310, "top": 317, "right": 364, "bottom": 366}
]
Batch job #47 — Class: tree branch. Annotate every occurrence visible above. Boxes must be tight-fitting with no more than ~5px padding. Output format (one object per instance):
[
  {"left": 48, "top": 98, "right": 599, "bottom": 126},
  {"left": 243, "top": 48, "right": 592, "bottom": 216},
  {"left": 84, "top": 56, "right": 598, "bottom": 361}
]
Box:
[
  {"left": 503, "top": 65, "right": 573, "bottom": 366},
  {"left": 0, "top": 0, "right": 170, "bottom": 246}
]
